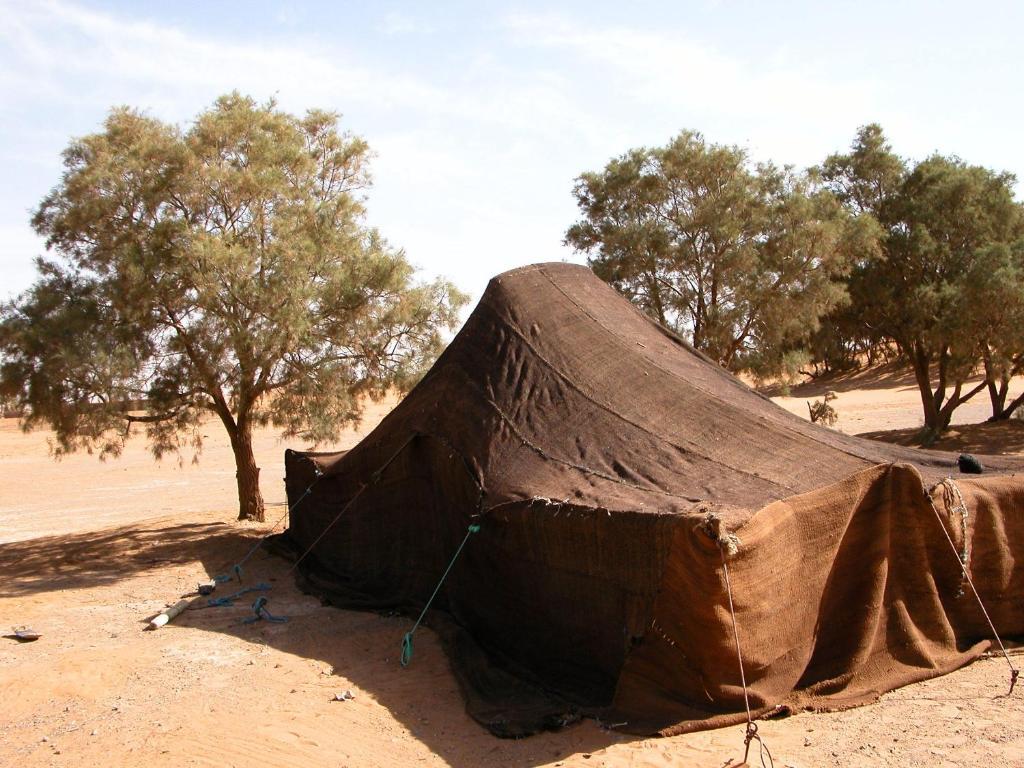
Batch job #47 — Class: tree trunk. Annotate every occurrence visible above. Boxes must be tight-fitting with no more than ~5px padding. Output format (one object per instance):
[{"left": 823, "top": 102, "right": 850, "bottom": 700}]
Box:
[
  {"left": 989, "top": 390, "right": 1024, "bottom": 422},
  {"left": 645, "top": 268, "right": 666, "bottom": 326},
  {"left": 982, "top": 348, "right": 1010, "bottom": 419},
  {"left": 935, "top": 398, "right": 958, "bottom": 433},
  {"left": 229, "top": 420, "right": 265, "bottom": 521},
  {"left": 910, "top": 343, "right": 941, "bottom": 435},
  {"left": 987, "top": 377, "right": 1009, "bottom": 418},
  {"left": 909, "top": 343, "right": 987, "bottom": 442}
]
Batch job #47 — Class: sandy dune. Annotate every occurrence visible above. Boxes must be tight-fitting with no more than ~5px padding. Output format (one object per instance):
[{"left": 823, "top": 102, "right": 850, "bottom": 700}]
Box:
[{"left": 1, "top": 378, "right": 1022, "bottom": 767}]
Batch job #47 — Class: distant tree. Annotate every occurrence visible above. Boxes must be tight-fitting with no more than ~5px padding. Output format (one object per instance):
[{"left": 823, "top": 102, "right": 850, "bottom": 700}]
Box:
[
  {"left": 966, "top": 240, "right": 1024, "bottom": 420},
  {"left": 824, "top": 126, "right": 1024, "bottom": 437},
  {"left": 807, "top": 391, "right": 838, "bottom": 427},
  {"left": 816, "top": 124, "right": 909, "bottom": 372},
  {"left": 0, "top": 93, "right": 466, "bottom": 521},
  {"left": 885, "top": 158, "right": 1024, "bottom": 434},
  {"left": 820, "top": 123, "right": 907, "bottom": 217},
  {"left": 565, "top": 130, "right": 874, "bottom": 375}
]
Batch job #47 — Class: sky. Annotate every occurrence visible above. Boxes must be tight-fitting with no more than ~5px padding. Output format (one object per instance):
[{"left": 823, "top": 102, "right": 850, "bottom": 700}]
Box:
[{"left": 2, "top": 0, "right": 1023, "bottom": 304}]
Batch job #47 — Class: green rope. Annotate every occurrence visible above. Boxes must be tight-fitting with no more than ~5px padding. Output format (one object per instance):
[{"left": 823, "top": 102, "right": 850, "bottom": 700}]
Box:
[
  {"left": 207, "top": 583, "right": 271, "bottom": 607},
  {"left": 242, "top": 595, "right": 289, "bottom": 624},
  {"left": 400, "top": 523, "right": 481, "bottom": 667},
  {"left": 216, "top": 473, "right": 322, "bottom": 584}
]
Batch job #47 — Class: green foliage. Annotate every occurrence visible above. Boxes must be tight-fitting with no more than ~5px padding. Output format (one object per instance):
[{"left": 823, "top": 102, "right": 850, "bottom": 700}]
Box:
[
  {"left": 815, "top": 124, "right": 908, "bottom": 373},
  {"left": 820, "top": 123, "right": 906, "bottom": 217},
  {"left": 566, "top": 130, "right": 870, "bottom": 374},
  {"left": 821, "top": 124, "right": 1024, "bottom": 434},
  {"left": 974, "top": 239, "right": 1024, "bottom": 420},
  {"left": 0, "top": 93, "right": 467, "bottom": 518}
]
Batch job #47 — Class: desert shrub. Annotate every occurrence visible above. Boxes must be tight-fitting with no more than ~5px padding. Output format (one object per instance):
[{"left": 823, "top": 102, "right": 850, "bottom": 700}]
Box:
[{"left": 807, "top": 391, "right": 839, "bottom": 427}]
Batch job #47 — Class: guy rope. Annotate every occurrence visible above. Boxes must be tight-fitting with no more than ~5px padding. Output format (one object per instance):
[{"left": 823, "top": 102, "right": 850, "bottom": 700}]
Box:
[
  {"left": 719, "top": 541, "right": 774, "bottom": 768},
  {"left": 924, "top": 478, "right": 1019, "bottom": 696},
  {"left": 400, "top": 523, "right": 482, "bottom": 667},
  {"left": 701, "top": 511, "right": 774, "bottom": 768}
]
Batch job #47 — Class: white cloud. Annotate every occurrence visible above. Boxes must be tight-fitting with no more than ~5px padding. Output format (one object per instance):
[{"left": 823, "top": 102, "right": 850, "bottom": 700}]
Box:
[
  {"left": 3, "top": 1, "right": 1020, "bottom": 307},
  {"left": 377, "top": 10, "right": 431, "bottom": 37},
  {"left": 500, "top": 11, "right": 882, "bottom": 167},
  {"left": 0, "top": 0, "right": 600, "bottom": 302},
  {"left": 0, "top": 0, "right": 447, "bottom": 121}
]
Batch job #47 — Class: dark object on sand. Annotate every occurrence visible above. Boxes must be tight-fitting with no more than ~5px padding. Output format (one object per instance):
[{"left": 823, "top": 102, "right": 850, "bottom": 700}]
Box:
[
  {"left": 958, "top": 453, "right": 984, "bottom": 474},
  {"left": 197, "top": 581, "right": 217, "bottom": 595}
]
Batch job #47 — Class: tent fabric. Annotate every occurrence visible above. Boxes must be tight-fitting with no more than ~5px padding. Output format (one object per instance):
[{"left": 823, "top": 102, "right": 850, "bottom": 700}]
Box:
[{"left": 275, "top": 262, "right": 1024, "bottom": 737}]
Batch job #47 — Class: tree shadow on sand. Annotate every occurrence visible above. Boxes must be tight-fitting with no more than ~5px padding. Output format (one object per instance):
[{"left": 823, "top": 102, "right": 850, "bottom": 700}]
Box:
[
  {"left": 758, "top": 361, "right": 921, "bottom": 398},
  {"left": 858, "top": 419, "right": 1024, "bottom": 455},
  {"left": 0, "top": 520, "right": 246, "bottom": 598},
  {"left": 0, "top": 516, "right": 641, "bottom": 766}
]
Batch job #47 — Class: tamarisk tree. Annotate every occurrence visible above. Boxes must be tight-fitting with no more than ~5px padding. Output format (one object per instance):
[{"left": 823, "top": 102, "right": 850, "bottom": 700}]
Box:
[
  {"left": 565, "top": 130, "right": 874, "bottom": 375},
  {"left": 822, "top": 125, "right": 1024, "bottom": 436},
  {"left": 0, "top": 94, "right": 466, "bottom": 520}
]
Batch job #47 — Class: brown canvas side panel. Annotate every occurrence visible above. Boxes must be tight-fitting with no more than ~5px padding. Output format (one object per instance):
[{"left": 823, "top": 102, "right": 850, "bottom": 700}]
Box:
[
  {"left": 466, "top": 502, "right": 679, "bottom": 705},
  {"left": 942, "top": 475, "right": 1024, "bottom": 640},
  {"left": 283, "top": 437, "right": 481, "bottom": 611},
  {"left": 610, "top": 464, "right": 1023, "bottom": 735},
  {"left": 282, "top": 444, "right": 683, "bottom": 734}
]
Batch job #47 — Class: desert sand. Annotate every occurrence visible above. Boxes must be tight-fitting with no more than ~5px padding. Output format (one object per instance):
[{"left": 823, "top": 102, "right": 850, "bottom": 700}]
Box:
[{"left": 2, "top": 374, "right": 1023, "bottom": 767}]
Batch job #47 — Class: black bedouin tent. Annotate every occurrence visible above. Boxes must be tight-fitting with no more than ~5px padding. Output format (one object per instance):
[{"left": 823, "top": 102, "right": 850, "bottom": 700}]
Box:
[{"left": 274, "top": 263, "right": 1023, "bottom": 737}]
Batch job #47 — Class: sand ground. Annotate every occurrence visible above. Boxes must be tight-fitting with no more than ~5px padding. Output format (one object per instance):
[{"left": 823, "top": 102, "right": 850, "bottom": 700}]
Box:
[{"left": 1, "top": 377, "right": 1023, "bottom": 767}]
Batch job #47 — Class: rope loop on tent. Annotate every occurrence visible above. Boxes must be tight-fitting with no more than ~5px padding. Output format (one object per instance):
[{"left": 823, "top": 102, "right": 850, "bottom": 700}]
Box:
[
  {"left": 400, "top": 523, "right": 482, "bottom": 668},
  {"left": 925, "top": 480, "right": 1019, "bottom": 697},
  {"left": 700, "top": 511, "right": 741, "bottom": 556},
  {"left": 717, "top": 535, "right": 774, "bottom": 768},
  {"left": 939, "top": 478, "right": 971, "bottom": 597}
]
